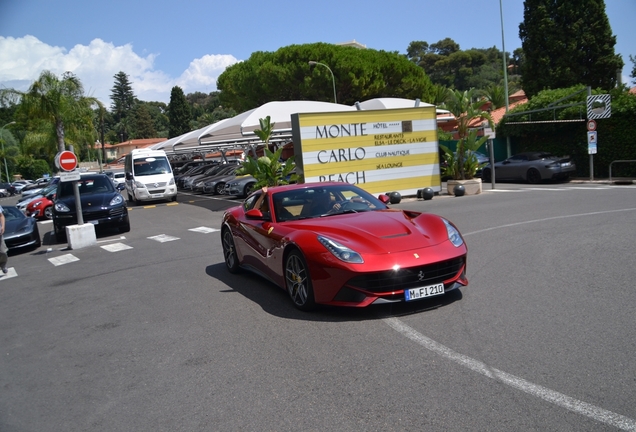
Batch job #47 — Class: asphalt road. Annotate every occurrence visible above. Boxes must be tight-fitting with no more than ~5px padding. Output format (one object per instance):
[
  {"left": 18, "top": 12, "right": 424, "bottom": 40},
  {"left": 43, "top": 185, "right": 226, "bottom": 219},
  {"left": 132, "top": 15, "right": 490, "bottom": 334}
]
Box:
[{"left": 1, "top": 182, "right": 635, "bottom": 431}]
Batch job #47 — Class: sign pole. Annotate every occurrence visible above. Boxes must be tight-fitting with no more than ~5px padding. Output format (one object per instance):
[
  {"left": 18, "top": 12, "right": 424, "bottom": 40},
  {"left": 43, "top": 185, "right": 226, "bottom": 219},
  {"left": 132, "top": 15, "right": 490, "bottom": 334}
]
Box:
[{"left": 68, "top": 146, "right": 84, "bottom": 225}]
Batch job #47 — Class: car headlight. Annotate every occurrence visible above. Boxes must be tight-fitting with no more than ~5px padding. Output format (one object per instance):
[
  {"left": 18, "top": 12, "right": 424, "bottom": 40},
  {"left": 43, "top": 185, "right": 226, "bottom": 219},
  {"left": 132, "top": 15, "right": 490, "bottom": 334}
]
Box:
[
  {"left": 443, "top": 218, "right": 464, "bottom": 247},
  {"left": 134, "top": 181, "right": 145, "bottom": 188},
  {"left": 169, "top": 178, "right": 175, "bottom": 185},
  {"left": 33, "top": 201, "right": 42, "bottom": 208},
  {"left": 317, "top": 235, "right": 364, "bottom": 263},
  {"left": 110, "top": 194, "right": 124, "bottom": 206},
  {"left": 54, "top": 202, "right": 71, "bottom": 212}
]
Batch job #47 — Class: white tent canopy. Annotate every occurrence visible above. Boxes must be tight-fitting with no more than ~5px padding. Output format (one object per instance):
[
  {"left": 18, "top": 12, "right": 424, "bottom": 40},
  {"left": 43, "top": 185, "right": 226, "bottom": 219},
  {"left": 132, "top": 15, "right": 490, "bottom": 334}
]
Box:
[
  {"left": 149, "top": 98, "right": 449, "bottom": 156},
  {"left": 357, "top": 97, "right": 450, "bottom": 116},
  {"left": 197, "top": 100, "right": 357, "bottom": 145}
]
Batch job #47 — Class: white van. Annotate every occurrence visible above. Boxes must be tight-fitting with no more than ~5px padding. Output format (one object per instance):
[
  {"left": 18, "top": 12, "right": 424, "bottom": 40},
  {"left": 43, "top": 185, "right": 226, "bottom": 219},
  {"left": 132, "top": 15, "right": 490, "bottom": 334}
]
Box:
[{"left": 124, "top": 149, "right": 177, "bottom": 204}]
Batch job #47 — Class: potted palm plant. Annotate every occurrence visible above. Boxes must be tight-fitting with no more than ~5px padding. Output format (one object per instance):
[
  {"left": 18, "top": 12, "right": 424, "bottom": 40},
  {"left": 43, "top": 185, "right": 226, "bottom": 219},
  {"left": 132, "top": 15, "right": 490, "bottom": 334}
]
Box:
[
  {"left": 236, "top": 116, "right": 298, "bottom": 188},
  {"left": 441, "top": 89, "right": 494, "bottom": 196}
]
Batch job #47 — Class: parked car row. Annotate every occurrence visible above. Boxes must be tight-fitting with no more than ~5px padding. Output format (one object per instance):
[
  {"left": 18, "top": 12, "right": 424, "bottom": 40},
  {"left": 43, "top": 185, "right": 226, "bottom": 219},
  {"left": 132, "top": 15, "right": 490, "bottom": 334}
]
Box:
[
  {"left": 2, "top": 173, "right": 130, "bottom": 254},
  {"left": 175, "top": 160, "right": 251, "bottom": 196}
]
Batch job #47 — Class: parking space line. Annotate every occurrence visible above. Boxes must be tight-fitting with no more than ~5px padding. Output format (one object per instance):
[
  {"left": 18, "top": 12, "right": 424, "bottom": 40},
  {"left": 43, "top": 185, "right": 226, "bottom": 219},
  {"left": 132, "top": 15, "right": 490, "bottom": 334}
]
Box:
[
  {"left": 48, "top": 254, "right": 80, "bottom": 266},
  {"left": 188, "top": 226, "right": 220, "bottom": 233},
  {"left": 101, "top": 242, "right": 133, "bottom": 252}
]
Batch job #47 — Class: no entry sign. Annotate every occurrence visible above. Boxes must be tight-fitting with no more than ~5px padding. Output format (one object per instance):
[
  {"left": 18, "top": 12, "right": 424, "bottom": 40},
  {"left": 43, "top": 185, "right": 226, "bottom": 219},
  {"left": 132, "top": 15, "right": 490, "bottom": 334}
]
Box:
[{"left": 56, "top": 151, "right": 78, "bottom": 172}]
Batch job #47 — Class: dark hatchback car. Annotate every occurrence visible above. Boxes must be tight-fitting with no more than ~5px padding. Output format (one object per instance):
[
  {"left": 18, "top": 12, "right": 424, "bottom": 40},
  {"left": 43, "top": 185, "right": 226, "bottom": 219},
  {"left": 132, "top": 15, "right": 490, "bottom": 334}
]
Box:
[
  {"left": 2, "top": 205, "right": 41, "bottom": 253},
  {"left": 52, "top": 174, "right": 130, "bottom": 241}
]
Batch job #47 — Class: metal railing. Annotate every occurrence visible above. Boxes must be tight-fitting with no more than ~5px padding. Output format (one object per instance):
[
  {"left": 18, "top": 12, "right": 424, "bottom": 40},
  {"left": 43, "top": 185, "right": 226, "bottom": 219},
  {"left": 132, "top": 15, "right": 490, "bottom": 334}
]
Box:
[{"left": 609, "top": 160, "right": 636, "bottom": 183}]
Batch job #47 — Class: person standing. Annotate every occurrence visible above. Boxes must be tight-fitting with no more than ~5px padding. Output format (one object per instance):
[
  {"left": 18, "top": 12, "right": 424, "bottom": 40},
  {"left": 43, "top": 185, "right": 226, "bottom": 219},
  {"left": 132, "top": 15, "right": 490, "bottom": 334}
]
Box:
[{"left": 0, "top": 205, "right": 8, "bottom": 273}]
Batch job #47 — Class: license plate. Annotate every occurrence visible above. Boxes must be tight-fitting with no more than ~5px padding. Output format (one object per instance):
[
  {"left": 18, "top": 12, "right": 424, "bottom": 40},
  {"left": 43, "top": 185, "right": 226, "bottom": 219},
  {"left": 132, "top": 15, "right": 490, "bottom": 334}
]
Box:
[
  {"left": 405, "top": 283, "right": 444, "bottom": 301},
  {"left": 151, "top": 193, "right": 164, "bottom": 198}
]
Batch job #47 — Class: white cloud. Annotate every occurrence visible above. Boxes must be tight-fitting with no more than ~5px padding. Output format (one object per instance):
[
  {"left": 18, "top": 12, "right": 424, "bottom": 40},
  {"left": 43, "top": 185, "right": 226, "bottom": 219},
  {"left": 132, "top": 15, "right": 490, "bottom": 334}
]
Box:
[{"left": 0, "top": 36, "right": 239, "bottom": 106}]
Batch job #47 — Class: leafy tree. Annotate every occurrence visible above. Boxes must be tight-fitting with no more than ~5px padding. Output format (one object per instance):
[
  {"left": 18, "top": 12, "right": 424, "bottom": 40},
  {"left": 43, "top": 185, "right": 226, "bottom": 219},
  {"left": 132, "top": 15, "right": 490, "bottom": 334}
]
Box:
[
  {"left": 406, "top": 39, "right": 516, "bottom": 91},
  {"left": 519, "top": 0, "right": 623, "bottom": 98},
  {"left": 217, "top": 43, "right": 434, "bottom": 112},
  {"left": 134, "top": 104, "right": 156, "bottom": 138},
  {"left": 0, "top": 70, "right": 100, "bottom": 154},
  {"left": 15, "top": 155, "right": 51, "bottom": 179},
  {"left": 167, "top": 86, "right": 191, "bottom": 138},
  {"left": 630, "top": 55, "right": 636, "bottom": 85}
]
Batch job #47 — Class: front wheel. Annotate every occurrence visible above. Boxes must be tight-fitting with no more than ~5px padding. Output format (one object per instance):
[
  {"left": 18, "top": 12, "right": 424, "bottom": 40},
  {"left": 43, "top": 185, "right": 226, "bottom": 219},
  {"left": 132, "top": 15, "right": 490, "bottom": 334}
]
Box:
[
  {"left": 285, "top": 250, "right": 315, "bottom": 311},
  {"left": 527, "top": 168, "right": 541, "bottom": 184},
  {"left": 215, "top": 182, "right": 226, "bottom": 195},
  {"left": 222, "top": 228, "right": 240, "bottom": 273},
  {"left": 482, "top": 168, "right": 491, "bottom": 183},
  {"left": 44, "top": 206, "right": 53, "bottom": 220}
]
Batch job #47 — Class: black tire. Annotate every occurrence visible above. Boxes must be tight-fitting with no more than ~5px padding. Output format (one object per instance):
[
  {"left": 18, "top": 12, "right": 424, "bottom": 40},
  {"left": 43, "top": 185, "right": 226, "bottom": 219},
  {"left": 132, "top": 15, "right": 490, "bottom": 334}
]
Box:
[
  {"left": 54, "top": 225, "right": 66, "bottom": 242},
  {"left": 242, "top": 183, "right": 255, "bottom": 198},
  {"left": 215, "top": 182, "right": 225, "bottom": 195},
  {"left": 171, "top": 195, "right": 177, "bottom": 202},
  {"left": 285, "top": 249, "right": 315, "bottom": 311},
  {"left": 482, "top": 168, "right": 491, "bottom": 182},
  {"left": 527, "top": 168, "right": 541, "bottom": 184},
  {"left": 44, "top": 206, "right": 53, "bottom": 220},
  {"left": 222, "top": 228, "right": 240, "bottom": 273}
]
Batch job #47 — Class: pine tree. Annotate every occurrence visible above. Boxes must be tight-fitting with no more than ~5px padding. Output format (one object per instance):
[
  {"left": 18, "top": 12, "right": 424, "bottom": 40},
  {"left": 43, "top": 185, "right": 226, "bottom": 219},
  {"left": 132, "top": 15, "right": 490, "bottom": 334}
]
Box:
[
  {"left": 519, "top": 0, "right": 623, "bottom": 97},
  {"left": 167, "top": 86, "right": 191, "bottom": 138},
  {"left": 110, "top": 72, "right": 136, "bottom": 141}
]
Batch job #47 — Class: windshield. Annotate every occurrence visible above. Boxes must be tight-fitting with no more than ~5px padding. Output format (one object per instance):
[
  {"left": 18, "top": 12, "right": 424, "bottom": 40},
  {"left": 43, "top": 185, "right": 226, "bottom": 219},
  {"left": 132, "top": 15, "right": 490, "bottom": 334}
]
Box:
[
  {"left": 272, "top": 184, "right": 389, "bottom": 222},
  {"left": 133, "top": 157, "right": 172, "bottom": 176},
  {"left": 58, "top": 176, "right": 115, "bottom": 197}
]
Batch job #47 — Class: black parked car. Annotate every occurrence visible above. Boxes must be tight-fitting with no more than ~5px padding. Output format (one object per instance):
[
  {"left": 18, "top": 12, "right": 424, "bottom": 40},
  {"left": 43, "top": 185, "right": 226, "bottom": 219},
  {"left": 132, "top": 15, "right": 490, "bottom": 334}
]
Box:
[
  {"left": 481, "top": 152, "right": 576, "bottom": 184},
  {"left": 2, "top": 205, "right": 41, "bottom": 253},
  {"left": 52, "top": 174, "right": 130, "bottom": 241}
]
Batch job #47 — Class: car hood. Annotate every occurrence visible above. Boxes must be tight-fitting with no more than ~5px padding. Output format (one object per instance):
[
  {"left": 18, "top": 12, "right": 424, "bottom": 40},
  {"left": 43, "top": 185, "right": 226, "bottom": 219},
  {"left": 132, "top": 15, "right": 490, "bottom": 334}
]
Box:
[
  {"left": 4, "top": 217, "right": 35, "bottom": 239},
  {"left": 283, "top": 209, "right": 449, "bottom": 254}
]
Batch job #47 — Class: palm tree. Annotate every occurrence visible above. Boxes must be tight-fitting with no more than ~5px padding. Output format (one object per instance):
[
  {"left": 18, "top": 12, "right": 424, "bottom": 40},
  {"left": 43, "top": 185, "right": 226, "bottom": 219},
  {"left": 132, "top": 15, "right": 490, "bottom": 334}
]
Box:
[
  {"left": 1, "top": 70, "right": 101, "bottom": 154},
  {"left": 442, "top": 89, "right": 494, "bottom": 180}
]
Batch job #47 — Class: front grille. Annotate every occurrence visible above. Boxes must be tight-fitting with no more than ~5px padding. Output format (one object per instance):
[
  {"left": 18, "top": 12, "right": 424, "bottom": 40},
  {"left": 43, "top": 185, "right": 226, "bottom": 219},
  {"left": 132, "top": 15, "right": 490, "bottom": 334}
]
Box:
[
  {"left": 346, "top": 257, "right": 465, "bottom": 293},
  {"left": 82, "top": 206, "right": 125, "bottom": 221},
  {"left": 145, "top": 181, "right": 167, "bottom": 188}
]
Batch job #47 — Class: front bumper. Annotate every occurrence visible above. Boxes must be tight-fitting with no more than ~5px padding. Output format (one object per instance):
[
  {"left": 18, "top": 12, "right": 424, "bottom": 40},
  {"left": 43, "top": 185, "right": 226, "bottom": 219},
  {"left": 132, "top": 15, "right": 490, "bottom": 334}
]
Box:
[{"left": 54, "top": 206, "right": 129, "bottom": 230}]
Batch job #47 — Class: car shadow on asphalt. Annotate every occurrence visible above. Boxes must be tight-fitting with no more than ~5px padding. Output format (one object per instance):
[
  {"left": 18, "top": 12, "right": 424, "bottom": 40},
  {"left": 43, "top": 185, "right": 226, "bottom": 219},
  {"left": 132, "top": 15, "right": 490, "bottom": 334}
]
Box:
[{"left": 206, "top": 263, "right": 463, "bottom": 322}]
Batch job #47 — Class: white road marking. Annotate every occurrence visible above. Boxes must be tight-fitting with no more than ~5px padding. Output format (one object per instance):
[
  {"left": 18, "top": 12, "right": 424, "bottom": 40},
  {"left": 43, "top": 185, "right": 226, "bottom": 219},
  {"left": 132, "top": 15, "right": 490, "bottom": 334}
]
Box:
[
  {"left": 48, "top": 254, "right": 80, "bottom": 266},
  {"left": 188, "top": 226, "right": 220, "bottom": 233},
  {"left": 463, "top": 207, "right": 636, "bottom": 237},
  {"left": 147, "top": 234, "right": 180, "bottom": 243},
  {"left": 385, "top": 318, "right": 636, "bottom": 431},
  {"left": 0, "top": 267, "right": 18, "bottom": 280},
  {"left": 101, "top": 242, "right": 133, "bottom": 252}
]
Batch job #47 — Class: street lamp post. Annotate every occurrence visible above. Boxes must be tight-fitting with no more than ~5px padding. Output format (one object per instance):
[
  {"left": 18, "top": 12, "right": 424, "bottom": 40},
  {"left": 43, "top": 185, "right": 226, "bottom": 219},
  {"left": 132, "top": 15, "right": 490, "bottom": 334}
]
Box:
[
  {"left": 1, "top": 121, "right": 16, "bottom": 183},
  {"left": 308, "top": 61, "right": 337, "bottom": 104}
]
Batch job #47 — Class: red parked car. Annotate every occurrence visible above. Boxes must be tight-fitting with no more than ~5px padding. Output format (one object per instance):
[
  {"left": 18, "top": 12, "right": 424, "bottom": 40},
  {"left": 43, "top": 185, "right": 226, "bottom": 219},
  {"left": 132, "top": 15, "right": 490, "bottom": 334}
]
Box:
[
  {"left": 221, "top": 182, "right": 468, "bottom": 310},
  {"left": 26, "top": 190, "right": 55, "bottom": 220}
]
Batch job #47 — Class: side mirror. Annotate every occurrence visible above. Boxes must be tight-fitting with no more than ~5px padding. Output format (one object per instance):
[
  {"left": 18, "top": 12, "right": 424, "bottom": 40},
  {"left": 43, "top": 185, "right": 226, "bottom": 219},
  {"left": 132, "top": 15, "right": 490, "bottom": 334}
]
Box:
[
  {"left": 378, "top": 194, "right": 390, "bottom": 204},
  {"left": 116, "top": 183, "right": 125, "bottom": 191},
  {"left": 245, "top": 209, "right": 265, "bottom": 219}
]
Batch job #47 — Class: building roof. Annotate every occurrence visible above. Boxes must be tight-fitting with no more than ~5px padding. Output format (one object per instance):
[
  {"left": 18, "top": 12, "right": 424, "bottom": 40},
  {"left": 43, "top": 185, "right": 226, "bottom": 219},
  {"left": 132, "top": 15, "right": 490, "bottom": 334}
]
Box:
[{"left": 111, "top": 138, "right": 167, "bottom": 148}]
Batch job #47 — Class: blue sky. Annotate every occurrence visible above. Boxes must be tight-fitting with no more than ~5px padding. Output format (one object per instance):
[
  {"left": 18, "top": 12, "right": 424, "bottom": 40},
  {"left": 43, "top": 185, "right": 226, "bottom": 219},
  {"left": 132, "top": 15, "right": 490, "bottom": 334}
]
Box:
[{"left": 0, "top": 0, "right": 633, "bottom": 105}]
